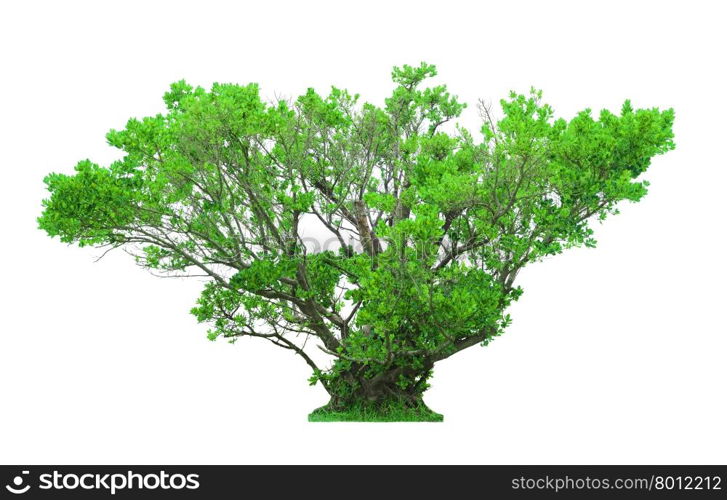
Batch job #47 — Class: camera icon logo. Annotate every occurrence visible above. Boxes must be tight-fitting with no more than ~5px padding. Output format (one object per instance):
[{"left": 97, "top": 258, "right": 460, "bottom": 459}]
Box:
[{"left": 5, "top": 471, "right": 31, "bottom": 495}]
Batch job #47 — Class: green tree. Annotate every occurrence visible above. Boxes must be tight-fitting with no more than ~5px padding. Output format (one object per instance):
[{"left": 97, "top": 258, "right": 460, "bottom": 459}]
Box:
[{"left": 39, "top": 63, "right": 675, "bottom": 421}]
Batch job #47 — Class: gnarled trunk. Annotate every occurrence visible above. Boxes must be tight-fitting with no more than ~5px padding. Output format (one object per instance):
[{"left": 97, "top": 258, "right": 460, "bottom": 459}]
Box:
[{"left": 310, "top": 360, "right": 442, "bottom": 421}]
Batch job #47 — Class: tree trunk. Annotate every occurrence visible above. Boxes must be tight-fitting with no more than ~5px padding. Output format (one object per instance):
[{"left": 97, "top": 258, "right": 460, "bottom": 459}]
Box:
[{"left": 326, "top": 361, "right": 434, "bottom": 411}]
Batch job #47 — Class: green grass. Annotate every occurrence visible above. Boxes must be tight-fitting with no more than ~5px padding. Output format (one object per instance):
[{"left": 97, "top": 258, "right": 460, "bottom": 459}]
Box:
[{"left": 308, "top": 401, "right": 444, "bottom": 422}]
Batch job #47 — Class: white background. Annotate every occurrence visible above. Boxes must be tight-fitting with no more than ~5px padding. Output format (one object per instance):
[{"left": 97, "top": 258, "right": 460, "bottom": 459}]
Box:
[{"left": 1, "top": 0, "right": 725, "bottom": 464}]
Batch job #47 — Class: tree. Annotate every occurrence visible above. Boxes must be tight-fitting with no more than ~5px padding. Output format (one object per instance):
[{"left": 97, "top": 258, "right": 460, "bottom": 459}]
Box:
[{"left": 39, "top": 63, "right": 675, "bottom": 421}]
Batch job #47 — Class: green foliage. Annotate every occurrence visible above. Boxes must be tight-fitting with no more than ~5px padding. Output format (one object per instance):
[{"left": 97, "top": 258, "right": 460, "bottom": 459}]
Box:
[
  {"left": 38, "top": 160, "right": 138, "bottom": 246},
  {"left": 38, "top": 63, "right": 675, "bottom": 417}
]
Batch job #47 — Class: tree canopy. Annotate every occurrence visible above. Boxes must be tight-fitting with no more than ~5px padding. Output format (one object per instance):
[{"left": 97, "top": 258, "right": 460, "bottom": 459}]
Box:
[{"left": 39, "top": 63, "right": 675, "bottom": 420}]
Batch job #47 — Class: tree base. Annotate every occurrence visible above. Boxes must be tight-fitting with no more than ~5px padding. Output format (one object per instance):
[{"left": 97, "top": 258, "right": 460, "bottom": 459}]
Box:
[{"left": 308, "top": 400, "right": 443, "bottom": 422}]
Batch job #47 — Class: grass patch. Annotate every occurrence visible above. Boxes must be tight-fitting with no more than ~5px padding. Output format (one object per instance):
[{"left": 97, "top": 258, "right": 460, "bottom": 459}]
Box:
[{"left": 308, "top": 401, "right": 443, "bottom": 422}]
